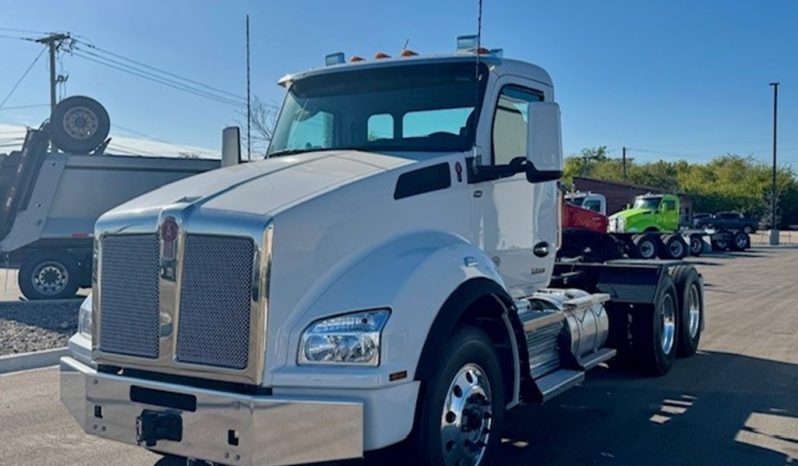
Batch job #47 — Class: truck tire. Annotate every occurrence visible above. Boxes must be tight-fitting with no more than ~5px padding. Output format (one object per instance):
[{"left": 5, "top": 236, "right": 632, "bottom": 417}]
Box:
[
  {"left": 669, "top": 265, "right": 703, "bottom": 358},
  {"left": 662, "top": 234, "right": 688, "bottom": 259},
  {"left": 743, "top": 224, "right": 754, "bottom": 234},
  {"left": 631, "top": 275, "right": 678, "bottom": 375},
  {"left": 711, "top": 231, "right": 731, "bottom": 251},
  {"left": 632, "top": 234, "right": 658, "bottom": 259},
  {"left": 731, "top": 231, "right": 749, "bottom": 251},
  {"left": 18, "top": 250, "right": 80, "bottom": 300},
  {"left": 689, "top": 235, "right": 703, "bottom": 256},
  {"left": 413, "top": 326, "right": 504, "bottom": 466},
  {"left": 49, "top": 96, "right": 110, "bottom": 154}
]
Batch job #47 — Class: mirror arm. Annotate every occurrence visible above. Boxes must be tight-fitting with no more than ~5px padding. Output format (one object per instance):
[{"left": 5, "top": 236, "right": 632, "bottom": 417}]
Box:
[{"left": 524, "top": 160, "right": 563, "bottom": 183}]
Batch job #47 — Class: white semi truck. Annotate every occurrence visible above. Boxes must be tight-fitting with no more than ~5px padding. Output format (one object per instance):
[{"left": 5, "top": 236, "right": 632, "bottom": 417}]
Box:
[{"left": 60, "top": 37, "right": 705, "bottom": 466}]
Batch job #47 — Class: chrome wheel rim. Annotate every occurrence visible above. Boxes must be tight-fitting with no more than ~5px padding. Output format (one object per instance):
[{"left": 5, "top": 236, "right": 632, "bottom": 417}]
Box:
[
  {"left": 441, "top": 363, "right": 493, "bottom": 466},
  {"left": 640, "top": 240, "right": 656, "bottom": 258},
  {"left": 660, "top": 294, "right": 676, "bottom": 354},
  {"left": 63, "top": 106, "right": 98, "bottom": 140},
  {"left": 668, "top": 240, "right": 684, "bottom": 258},
  {"left": 691, "top": 238, "right": 702, "bottom": 254},
  {"left": 688, "top": 284, "right": 701, "bottom": 339},
  {"left": 32, "top": 261, "right": 69, "bottom": 296}
]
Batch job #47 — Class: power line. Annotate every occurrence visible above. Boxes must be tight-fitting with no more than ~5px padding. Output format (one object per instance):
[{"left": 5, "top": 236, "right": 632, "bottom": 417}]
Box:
[
  {"left": 0, "top": 48, "right": 47, "bottom": 110},
  {"left": 0, "top": 103, "right": 49, "bottom": 111},
  {"left": 0, "top": 27, "right": 50, "bottom": 35},
  {"left": 72, "top": 51, "right": 244, "bottom": 107},
  {"left": 0, "top": 33, "right": 35, "bottom": 42},
  {"left": 73, "top": 39, "right": 244, "bottom": 100}
]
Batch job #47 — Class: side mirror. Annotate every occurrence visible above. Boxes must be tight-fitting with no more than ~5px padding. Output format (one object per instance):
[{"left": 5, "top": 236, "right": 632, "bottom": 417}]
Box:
[{"left": 526, "top": 102, "right": 563, "bottom": 183}]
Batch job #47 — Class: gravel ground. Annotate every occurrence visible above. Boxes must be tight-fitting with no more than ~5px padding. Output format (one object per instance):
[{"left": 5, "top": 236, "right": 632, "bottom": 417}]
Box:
[{"left": 0, "top": 300, "right": 81, "bottom": 356}]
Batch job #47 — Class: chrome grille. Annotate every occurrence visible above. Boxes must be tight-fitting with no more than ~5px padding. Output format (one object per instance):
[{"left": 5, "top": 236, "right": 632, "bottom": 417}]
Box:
[
  {"left": 176, "top": 235, "right": 254, "bottom": 370},
  {"left": 98, "top": 234, "right": 160, "bottom": 358}
]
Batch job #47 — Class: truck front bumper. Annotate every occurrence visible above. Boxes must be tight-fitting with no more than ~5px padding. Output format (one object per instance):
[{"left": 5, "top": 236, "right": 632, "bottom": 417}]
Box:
[{"left": 60, "top": 357, "right": 363, "bottom": 466}]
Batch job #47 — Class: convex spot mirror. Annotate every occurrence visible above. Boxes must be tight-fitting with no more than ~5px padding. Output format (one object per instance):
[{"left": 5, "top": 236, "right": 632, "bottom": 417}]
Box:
[{"left": 526, "top": 102, "right": 564, "bottom": 183}]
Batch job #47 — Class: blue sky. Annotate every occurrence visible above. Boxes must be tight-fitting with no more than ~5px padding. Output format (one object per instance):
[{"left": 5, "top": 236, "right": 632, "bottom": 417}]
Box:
[{"left": 0, "top": 0, "right": 796, "bottom": 165}]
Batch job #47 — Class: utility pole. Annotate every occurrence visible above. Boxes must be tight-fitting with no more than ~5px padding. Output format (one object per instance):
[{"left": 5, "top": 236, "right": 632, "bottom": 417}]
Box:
[
  {"left": 622, "top": 146, "right": 628, "bottom": 180},
  {"left": 35, "top": 33, "right": 70, "bottom": 114},
  {"left": 246, "top": 15, "right": 252, "bottom": 161},
  {"left": 769, "top": 82, "right": 780, "bottom": 245}
]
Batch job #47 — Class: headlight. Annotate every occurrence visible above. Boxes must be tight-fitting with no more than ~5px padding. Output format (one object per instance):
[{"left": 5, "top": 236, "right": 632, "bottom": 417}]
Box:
[
  {"left": 78, "top": 295, "right": 93, "bottom": 340},
  {"left": 299, "top": 310, "right": 390, "bottom": 366}
]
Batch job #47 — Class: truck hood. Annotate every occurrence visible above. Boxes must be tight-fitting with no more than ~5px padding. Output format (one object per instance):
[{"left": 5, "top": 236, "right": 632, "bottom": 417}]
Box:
[
  {"left": 609, "top": 207, "right": 653, "bottom": 220},
  {"left": 101, "top": 150, "right": 414, "bottom": 222}
]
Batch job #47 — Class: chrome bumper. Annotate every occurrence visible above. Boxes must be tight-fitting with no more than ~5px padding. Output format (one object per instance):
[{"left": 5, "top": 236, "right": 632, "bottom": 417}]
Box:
[{"left": 60, "top": 357, "right": 363, "bottom": 466}]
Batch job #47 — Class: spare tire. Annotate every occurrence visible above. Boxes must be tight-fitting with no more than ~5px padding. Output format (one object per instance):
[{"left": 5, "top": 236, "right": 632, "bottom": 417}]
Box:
[{"left": 50, "top": 96, "right": 110, "bottom": 153}]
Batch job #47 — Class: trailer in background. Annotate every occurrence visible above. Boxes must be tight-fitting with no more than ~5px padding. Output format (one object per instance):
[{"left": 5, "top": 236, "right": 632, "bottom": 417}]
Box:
[{"left": 0, "top": 96, "right": 220, "bottom": 300}]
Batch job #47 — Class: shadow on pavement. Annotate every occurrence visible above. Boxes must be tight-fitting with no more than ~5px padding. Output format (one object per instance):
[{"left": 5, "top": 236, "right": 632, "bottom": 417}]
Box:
[{"left": 247, "top": 351, "right": 797, "bottom": 466}]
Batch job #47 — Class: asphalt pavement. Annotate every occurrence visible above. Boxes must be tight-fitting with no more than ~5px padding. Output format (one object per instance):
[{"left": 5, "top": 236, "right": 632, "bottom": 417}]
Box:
[{"left": 1, "top": 247, "right": 796, "bottom": 465}]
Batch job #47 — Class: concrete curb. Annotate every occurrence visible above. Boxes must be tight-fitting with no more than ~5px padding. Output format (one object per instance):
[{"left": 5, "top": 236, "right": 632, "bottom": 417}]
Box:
[{"left": 0, "top": 347, "right": 68, "bottom": 375}]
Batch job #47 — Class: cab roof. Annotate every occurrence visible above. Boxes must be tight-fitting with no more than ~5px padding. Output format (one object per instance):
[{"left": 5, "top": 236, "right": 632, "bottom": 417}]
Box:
[{"left": 278, "top": 53, "right": 554, "bottom": 89}]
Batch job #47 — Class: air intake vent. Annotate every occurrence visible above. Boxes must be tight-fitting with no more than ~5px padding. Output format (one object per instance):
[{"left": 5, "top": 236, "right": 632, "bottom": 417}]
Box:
[
  {"left": 99, "top": 234, "right": 160, "bottom": 358},
  {"left": 176, "top": 235, "right": 254, "bottom": 370}
]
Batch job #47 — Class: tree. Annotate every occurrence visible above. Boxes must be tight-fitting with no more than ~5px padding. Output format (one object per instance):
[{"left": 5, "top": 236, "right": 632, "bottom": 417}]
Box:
[
  {"left": 244, "top": 95, "right": 279, "bottom": 158},
  {"left": 563, "top": 149, "right": 798, "bottom": 228}
]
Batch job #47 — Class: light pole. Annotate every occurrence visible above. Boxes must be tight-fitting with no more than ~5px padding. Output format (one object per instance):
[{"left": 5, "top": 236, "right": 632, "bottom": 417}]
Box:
[{"left": 769, "top": 82, "right": 779, "bottom": 245}]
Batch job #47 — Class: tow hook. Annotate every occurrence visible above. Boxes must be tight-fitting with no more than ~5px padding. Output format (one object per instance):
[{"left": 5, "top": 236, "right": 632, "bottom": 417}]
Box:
[{"left": 135, "top": 409, "right": 182, "bottom": 447}]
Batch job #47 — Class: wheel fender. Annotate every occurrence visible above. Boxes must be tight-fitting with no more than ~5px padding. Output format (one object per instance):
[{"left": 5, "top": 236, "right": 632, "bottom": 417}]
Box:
[
  {"left": 273, "top": 231, "right": 510, "bottom": 383},
  {"left": 269, "top": 231, "right": 516, "bottom": 451}
]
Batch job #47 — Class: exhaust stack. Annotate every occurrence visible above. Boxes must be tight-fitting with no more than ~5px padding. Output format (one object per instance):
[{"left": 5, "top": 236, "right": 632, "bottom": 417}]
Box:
[{"left": 221, "top": 126, "right": 241, "bottom": 167}]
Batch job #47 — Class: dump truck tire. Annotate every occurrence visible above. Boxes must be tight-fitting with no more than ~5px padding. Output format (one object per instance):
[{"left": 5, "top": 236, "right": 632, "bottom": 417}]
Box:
[
  {"left": 50, "top": 96, "right": 110, "bottom": 154},
  {"left": 18, "top": 250, "right": 80, "bottom": 300}
]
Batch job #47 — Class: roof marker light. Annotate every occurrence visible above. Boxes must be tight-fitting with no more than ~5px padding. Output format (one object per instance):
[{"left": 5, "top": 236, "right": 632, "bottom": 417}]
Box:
[
  {"left": 374, "top": 52, "right": 391, "bottom": 59},
  {"left": 400, "top": 49, "right": 418, "bottom": 57},
  {"left": 350, "top": 55, "right": 366, "bottom": 62},
  {"left": 325, "top": 52, "right": 346, "bottom": 66},
  {"left": 456, "top": 35, "right": 478, "bottom": 52}
]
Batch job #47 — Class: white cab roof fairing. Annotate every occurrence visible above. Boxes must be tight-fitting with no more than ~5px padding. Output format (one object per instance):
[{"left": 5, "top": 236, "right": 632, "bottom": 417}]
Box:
[{"left": 278, "top": 54, "right": 554, "bottom": 90}]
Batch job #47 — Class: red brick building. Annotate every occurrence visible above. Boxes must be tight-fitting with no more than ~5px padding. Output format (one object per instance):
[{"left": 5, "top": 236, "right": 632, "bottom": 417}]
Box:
[{"left": 572, "top": 176, "right": 694, "bottom": 225}]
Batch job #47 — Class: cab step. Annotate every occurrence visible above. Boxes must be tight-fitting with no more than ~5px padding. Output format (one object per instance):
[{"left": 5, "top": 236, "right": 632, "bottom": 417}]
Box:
[
  {"left": 578, "top": 347, "right": 617, "bottom": 371},
  {"left": 534, "top": 369, "right": 585, "bottom": 402}
]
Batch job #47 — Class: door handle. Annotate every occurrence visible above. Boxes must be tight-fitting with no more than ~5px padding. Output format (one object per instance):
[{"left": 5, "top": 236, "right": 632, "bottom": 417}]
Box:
[{"left": 533, "top": 242, "right": 550, "bottom": 257}]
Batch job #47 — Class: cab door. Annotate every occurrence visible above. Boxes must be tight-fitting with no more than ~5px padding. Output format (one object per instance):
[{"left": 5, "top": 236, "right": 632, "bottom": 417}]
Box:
[
  {"left": 470, "top": 79, "right": 557, "bottom": 298},
  {"left": 661, "top": 198, "right": 679, "bottom": 230}
]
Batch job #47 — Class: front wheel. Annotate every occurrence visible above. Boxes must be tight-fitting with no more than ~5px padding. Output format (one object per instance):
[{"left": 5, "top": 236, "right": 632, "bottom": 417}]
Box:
[{"left": 414, "top": 327, "right": 504, "bottom": 466}]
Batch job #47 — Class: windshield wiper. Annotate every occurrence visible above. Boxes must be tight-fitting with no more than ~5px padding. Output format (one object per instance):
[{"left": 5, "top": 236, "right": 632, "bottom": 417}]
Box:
[{"left": 267, "top": 147, "right": 335, "bottom": 158}]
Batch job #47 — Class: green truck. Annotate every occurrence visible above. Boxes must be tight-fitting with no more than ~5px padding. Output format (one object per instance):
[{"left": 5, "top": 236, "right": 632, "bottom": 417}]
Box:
[
  {"left": 608, "top": 193, "right": 681, "bottom": 233},
  {"left": 607, "top": 193, "right": 749, "bottom": 259}
]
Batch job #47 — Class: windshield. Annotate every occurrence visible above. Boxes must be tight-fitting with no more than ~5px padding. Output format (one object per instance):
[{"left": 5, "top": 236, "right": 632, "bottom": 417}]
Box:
[
  {"left": 634, "top": 197, "right": 662, "bottom": 210},
  {"left": 268, "top": 62, "right": 488, "bottom": 156},
  {"left": 567, "top": 196, "right": 585, "bottom": 206}
]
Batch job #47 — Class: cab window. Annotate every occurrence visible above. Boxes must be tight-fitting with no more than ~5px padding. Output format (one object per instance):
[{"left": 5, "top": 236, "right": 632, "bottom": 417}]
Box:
[
  {"left": 663, "top": 200, "right": 677, "bottom": 211},
  {"left": 583, "top": 199, "right": 602, "bottom": 212},
  {"left": 492, "top": 86, "right": 543, "bottom": 165}
]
